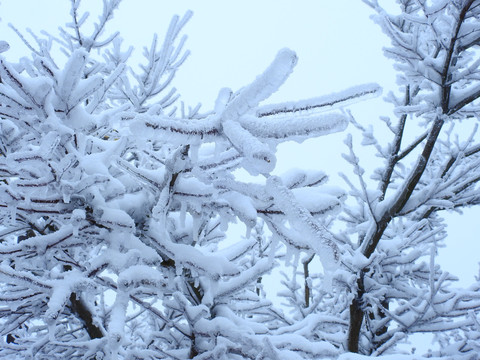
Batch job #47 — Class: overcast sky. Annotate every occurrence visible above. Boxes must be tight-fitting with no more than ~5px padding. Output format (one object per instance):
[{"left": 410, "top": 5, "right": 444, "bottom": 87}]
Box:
[
  {"left": 0, "top": 1, "right": 395, "bottom": 106},
  {"left": 1, "top": 0, "right": 478, "bottom": 286}
]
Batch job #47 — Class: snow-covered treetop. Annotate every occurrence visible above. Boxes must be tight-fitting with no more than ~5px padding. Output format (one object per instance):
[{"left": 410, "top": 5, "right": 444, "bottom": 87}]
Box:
[{"left": 0, "top": 1, "right": 382, "bottom": 359}]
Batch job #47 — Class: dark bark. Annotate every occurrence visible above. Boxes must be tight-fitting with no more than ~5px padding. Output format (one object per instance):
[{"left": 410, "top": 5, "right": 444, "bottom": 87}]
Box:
[
  {"left": 256, "top": 276, "right": 262, "bottom": 296},
  {"left": 347, "top": 274, "right": 365, "bottom": 353},
  {"left": 189, "top": 334, "right": 199, "bottom": 359},
  {"left": 371, "top": 299, "right": 390, "bottom": 348},
  {"left": 6, "top": 333, "right": 17, "bottom": 344},
  {"left": 303, "top": 254, "right": 314, "bottom": 308},
  {"left": 69, "top": 293, "right": 104, "bottom": 339},
  {"left": 378, "top": 86, "right": 411, "bottom": 201}
]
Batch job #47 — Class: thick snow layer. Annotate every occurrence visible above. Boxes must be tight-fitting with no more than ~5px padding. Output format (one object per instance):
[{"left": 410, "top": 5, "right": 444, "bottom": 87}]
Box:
[
  {"left": 221, "top": 48, "right": 298, "bottom": 122},
  {"left": 292, "top": 187, "right": 343, "bottom": 216},
  {"left": 222, "top": 118, "right": 276, "bottom": 175},
  {"left": 280, "top": 168, "right": 328, "bottom": 189},
  {"left": 256, "top": 83, "right": 382, "bottom": 117},
  {"left": 148, "top": 223, "right": 239, "bottom": 278},
  {"left": 99, "top": 207, "right": 135, "bottom": 232},
  {"left": 266, "top": 176, "right": 340, "bottom": 271},
  {"left": 240, "top": 112, "right": 348, "bottom": 144},
  {"left": 338, "top": 354, "right": 441, "bottom": 360}
]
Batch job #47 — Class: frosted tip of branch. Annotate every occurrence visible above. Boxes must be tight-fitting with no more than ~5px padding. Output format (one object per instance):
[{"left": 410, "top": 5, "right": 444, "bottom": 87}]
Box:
[
  {"left": 276, "top": 48, "right": 298, "bottom": 68},
  {"left": 0, "top": 41, "right": 10, "bottom": 53}
]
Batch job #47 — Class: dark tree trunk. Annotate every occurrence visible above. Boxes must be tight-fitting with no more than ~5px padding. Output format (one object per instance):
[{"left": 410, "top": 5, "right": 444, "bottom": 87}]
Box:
[
  {"left": 69, "top": 293, "right": 104, "bottom": 339},
  {"left": 347, "top": 274, "right": 365, "bottom": 353}
]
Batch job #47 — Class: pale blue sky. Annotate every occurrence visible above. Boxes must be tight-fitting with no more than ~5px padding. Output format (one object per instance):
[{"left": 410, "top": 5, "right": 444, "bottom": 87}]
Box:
[{"left": 0, "top": 1, "right": 395, "bottom": 105}]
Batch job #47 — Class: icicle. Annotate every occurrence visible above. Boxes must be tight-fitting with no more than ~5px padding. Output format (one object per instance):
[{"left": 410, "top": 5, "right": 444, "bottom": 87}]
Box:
[
  {"left": 24, "top": 194, "right": 31, "bottom": 208},
  {"left": 323, "top": 270, "right": 333, "bottom": 293},
  {"left": 71, "top": 209, "right": 85, "bottom": 238},
  {"left": 9, "top": 204, "right": 17, "bottom": 225},
  {"left": 192, "top": 215, "right": 200, "bottom": 244},
  {"left": 48, "top": 321, "right": 56, "bottom": 342},
  {"left": 179, "top": 201, "right": 187, "bottom": 228},
  {"left": 153, "top": 187, "right": 170, "bottom": 224},
  {"left": 220, "top": 217, "right": 229, "bottom": 232},
  {"left": 292, "top": 249, "right": 300, "bottom": 270},
  {"left": 62, "top": 183, "right": 74, "bottom": 204},
  {"left": 284, "top": 244, "right": 295, "bottom": 267},
  {"left": 268, "top": 236, "right": 279, "bottom": 262},
  {"left": 175, "top": 264, "right": 183, "bottom": 277},
  {"left": 214, "top": 141, "right": 222, "bottom": 157},
  {"left": 189, "top": 143, "right": 199, "bottom": 163},
  {"left": 245, "top": 224, "right": 252, "bottom": 239}
]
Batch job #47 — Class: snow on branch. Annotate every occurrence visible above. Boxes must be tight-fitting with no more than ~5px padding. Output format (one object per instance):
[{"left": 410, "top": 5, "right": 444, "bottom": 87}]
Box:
[
  {"left": 222, "top": 49, "right": 298, "bottom": 121},
  {"left": 130, "top": 115, "right": 221, "bottom": 145},
  {"left": 256, "top": 83, "right": 382, "bottom": 117},
  {"left": 240, "top": 112, "right": 348, "bottom": 144},
  {"left": 265, "top": 176, "right": 340, "bottom": 271}
]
